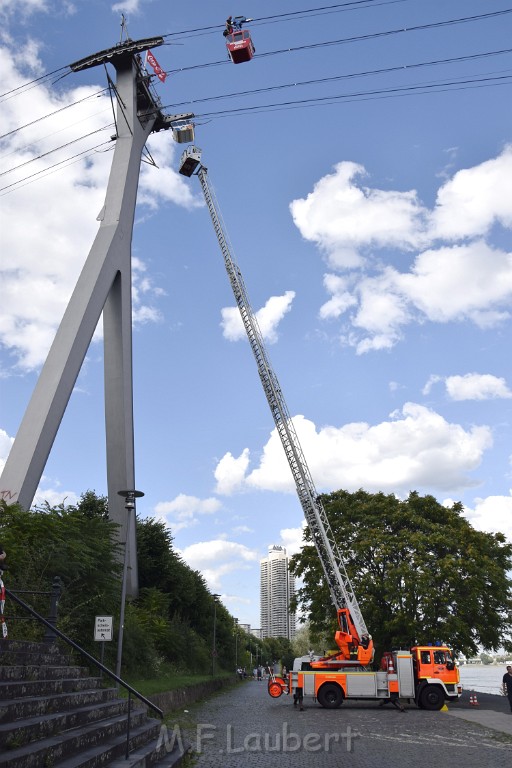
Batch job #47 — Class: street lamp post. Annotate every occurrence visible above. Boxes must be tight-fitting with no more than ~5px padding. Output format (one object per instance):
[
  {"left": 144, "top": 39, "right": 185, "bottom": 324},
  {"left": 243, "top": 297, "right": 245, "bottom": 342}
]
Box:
[
  {"left": 212, "top": 594, "right": 220, "bottom": 677},
  {"left": 116, "top": 489, "right": 144, "bottom": 682},
  {"left": 234, "top": 618, "right": 239, "bottom": 676}
]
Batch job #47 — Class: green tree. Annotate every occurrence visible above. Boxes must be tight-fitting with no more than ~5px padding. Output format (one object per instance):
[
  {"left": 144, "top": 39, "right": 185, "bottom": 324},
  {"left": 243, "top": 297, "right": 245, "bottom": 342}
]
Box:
[
  {"left": 261, "top": 636, "right": 294, "bottom": 671},
  {"left": 0, "top": 498, "right": 122, "bottom": 649},
  {"left": 289, "top": 489, "right": 512, "bottom": 658}
]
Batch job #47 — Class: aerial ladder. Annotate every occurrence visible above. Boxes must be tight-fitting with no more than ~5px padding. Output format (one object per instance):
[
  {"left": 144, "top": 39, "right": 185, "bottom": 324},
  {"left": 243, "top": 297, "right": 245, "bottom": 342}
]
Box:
[{"left": 179, "top": 146, "right": 373, "bottom": 668}]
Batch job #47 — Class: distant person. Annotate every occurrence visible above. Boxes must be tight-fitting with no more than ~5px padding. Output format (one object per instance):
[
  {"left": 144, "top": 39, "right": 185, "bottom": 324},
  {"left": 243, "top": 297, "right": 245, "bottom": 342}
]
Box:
[
  {"left": 503, "top": 665, "right": 512, "bottom": 712},
  {"left": 0, "top": 546, "right": 6, "bottom": 570},
  {"left": 223, "top": 16, "right": 233, "bottom": 36}
]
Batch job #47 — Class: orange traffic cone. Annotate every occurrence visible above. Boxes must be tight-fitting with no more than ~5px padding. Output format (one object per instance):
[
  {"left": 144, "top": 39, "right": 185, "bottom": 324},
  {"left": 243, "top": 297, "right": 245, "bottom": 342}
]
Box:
[
  {"left": 469, "top": 693, "right": 475, "bottom": 706},
  {"left": 473, "top": 692, "right": 479, "bottom": 706}
]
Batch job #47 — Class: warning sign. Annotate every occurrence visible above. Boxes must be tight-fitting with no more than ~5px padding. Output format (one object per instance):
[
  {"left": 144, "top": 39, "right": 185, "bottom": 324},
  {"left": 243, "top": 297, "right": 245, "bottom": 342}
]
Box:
[{"left": 94, "top": 615, "right": 113, "bottom": 642}]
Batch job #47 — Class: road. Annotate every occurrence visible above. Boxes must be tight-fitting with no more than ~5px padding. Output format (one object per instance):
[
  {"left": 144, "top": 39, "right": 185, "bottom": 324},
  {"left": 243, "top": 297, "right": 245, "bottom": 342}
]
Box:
[{"left": 168, "top": 679, "right": 512, "bottom": 767}]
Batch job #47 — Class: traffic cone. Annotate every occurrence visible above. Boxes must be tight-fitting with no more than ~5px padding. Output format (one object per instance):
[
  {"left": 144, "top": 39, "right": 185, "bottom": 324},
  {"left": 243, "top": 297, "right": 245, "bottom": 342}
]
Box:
[
  {"left": 469, "top": 693, "right": 475, "bottom": 706},
  {"left": 473, "top": 692, "right": 479, "bottom": 706}
]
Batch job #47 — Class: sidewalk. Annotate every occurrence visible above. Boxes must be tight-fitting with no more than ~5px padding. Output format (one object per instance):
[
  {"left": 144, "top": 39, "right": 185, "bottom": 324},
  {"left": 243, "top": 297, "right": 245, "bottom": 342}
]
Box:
[{"left": 445, "top": 689, "right": 512, "bottom": 737}]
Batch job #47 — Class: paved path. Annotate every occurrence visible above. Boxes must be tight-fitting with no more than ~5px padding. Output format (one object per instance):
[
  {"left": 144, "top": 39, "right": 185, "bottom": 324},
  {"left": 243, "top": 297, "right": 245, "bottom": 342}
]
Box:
[{"left": 173, "top": 680, "right": 512, "bottom": 767}]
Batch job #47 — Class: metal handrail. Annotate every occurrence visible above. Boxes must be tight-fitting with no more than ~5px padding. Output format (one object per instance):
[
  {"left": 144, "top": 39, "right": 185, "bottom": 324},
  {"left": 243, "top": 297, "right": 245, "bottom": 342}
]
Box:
[{"left": 4, "top": 586, "right": 163, "bottom": 758}]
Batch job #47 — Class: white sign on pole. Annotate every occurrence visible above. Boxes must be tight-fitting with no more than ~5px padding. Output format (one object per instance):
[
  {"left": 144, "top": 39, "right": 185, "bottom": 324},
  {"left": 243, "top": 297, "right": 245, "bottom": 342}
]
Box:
[{"left": 94, "top": 615, "right": 113, "bottom": 642}]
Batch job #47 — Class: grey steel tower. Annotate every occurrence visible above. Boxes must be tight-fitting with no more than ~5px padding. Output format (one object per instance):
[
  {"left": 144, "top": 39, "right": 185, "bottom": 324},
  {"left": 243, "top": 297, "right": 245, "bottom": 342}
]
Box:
[
  {"left": 0, "top": 35, "right": 192, "bottom": 594},
  {"left": 260, "top": 545, "right": 296, "bottom": 640}
]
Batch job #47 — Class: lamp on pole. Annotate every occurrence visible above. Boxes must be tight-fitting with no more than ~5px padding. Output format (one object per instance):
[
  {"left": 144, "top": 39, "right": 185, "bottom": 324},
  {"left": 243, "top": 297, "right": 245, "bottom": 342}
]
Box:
[
  {"left": 116, "top": 489, "right": 144, "bottom": 682},
  {"left": 234, "top": 618, "right": 239, "bottom": 676},
  {"left": 212, "top": 594, "right": 221, "bottom": 677}
]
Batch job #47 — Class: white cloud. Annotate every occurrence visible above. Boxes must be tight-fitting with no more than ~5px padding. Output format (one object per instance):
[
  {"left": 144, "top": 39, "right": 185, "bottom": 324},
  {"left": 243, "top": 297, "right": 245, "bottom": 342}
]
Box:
[
  {"left": 446, "top": 374, "right": 512, "bottom": 401},
  {"left": 221, "top": 291, "right": 295, "bottom": 343},
  {"left": 214, "top": 404, "right": 492, "bottom": 497},
  {"left": 112, "top": 0, "right": 140, "bottom": 14},
  {"left": 279, "top": 524, "right": 305, "bottom": 558},
  {"left": 154, "top": 493, "right": 221, "bottom": 532},
  {"left": 0, "top": 428, "right": 78, "bottom": 507},
  {"left": 395, "top": 241, "right": 512, "bottom": 326},
  {"left": 232, "top": 524, "right": 254, "bottom": 534},
  {"left": 138, "top": 135, "right": 203, "bottom": 212},
  {"left": 33, "top": 484, "right": 79, "bottom": 508},
  {"left": 177, "top": 539, "right": 259, "bottom": 591},
  {"left": 214, "top": 448, "right": 250, "bottom": 495},
  {"left": 292, "top": 147, "right": 512, "bottom": 352},
  {"left": 290, "top": 161, "right": 427, "bottom": 268},
  {"left": 430, "top": 148, "right": 512, "bottom": 240},
  {"left": 0, "top": 1, "right": 50, "bottom": 20},
  {"left": 0, "top": 42, "right": 201, "bottom": 372},
  {"left": 0, "top": 430, "right": 14, "bottom": 478},
  {"left": 460, "top": 492, "right": 512, "bottom": 541}
]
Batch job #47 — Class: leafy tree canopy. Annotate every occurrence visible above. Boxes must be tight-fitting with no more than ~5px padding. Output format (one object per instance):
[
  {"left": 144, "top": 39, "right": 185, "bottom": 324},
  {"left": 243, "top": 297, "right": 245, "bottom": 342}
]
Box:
[
  {"left": 289, "top": 489, "right": 512, "bottom": 658},
  {"left": 0, "top": 495, "right": 122, "bottom": 646}
]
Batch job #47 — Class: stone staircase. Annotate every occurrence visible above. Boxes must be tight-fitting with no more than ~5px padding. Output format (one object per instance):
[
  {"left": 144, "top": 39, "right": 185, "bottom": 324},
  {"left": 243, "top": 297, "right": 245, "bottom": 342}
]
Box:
[{"left": 0, "top": 640, "right": 188, "bottom": 768}]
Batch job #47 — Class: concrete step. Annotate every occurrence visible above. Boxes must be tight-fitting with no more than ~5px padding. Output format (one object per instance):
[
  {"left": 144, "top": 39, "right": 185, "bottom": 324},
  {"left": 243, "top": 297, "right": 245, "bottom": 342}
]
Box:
[
  {"left": 0, "top": 675, "right": 103, "bottom": 698},
  {"left": 0, "top": 708, "right": 156, "bottom": 768},
  {"left": 0, "top": 664, "right": 90, "bottom": 681},
  {"left": 0, "top": 696, "right": 132, "bottom": 748},
  {"left": 108, "top": 734, "right": 191, "bottom": 768},
  {"left": 0, "top": 687, "right": 117, "bottom": 724},
  {"left": 0, "top": 640, "right": 74, "bottom": 667}
]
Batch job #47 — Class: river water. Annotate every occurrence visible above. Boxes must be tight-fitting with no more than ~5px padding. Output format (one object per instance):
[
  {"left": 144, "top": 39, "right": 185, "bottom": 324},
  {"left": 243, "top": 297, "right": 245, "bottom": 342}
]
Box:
[{"left": 459, "top": 664, "right": 509, "bottom": 695}]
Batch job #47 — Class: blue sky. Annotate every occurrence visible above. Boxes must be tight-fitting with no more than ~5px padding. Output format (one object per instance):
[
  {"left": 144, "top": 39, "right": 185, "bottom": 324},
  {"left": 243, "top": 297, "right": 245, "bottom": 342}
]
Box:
[{"left": 1, "top": 0, "right": 512, "bottom": 630}]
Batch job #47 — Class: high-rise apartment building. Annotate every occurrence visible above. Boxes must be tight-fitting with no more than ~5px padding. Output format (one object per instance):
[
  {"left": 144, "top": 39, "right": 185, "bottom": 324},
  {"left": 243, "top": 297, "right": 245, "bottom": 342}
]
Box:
[{"left": 260, "top": 545, "right": 296, "bottom": 639}]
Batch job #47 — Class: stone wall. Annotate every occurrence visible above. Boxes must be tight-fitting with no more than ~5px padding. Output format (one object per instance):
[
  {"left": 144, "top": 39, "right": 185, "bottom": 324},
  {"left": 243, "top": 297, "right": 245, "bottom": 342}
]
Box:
[{"left": 148, "top": 676, "right": 236, "bottom": 715}]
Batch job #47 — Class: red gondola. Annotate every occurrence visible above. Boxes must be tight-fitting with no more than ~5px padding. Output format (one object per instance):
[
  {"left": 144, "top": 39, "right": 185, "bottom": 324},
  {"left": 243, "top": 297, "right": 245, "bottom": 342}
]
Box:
[{"left": 224, "top": 16, "right": 255, "bottom": 64}]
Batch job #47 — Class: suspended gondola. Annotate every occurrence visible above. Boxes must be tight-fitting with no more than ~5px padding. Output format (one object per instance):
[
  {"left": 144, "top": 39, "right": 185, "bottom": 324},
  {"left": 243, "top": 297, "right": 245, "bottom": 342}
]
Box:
[{"left": 223, "top": 15, "right": 255, "bottom": 64}]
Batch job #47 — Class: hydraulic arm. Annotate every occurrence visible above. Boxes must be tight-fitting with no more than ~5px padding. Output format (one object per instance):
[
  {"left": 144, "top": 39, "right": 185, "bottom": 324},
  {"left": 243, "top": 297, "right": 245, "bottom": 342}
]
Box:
[{"left": 180, "top": 147, "right": 373, "bottom": 665}]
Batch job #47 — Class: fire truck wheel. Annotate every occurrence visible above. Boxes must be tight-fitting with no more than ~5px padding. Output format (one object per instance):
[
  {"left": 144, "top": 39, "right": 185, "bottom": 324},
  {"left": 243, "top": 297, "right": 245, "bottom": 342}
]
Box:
[
  {"left": 419, "top": 685, "right": 444, "bottom": 711},
  {"left": 317, "top": 683, "right": 344, "bottom": 709},
  {"left": 268, "top": 682, "right": 283, "bottom": 698}
]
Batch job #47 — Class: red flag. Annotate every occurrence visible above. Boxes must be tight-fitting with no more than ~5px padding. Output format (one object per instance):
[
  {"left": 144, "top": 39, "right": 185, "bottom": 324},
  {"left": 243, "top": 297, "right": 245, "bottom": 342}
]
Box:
[{"left": 146, "top": 50, "right": 167, "bottom": 83}]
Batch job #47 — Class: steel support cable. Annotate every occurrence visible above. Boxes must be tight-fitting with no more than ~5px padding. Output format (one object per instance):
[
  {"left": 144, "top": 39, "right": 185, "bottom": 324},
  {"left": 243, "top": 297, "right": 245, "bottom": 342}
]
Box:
[
  {"left": 192, "top": 72, "right": 512, "bottom": 120},
  {"left": 0, "top": 107, "right": 113, "bottom": 163},
  {"left": 165, "top": 8, "right": 512, "bottom": 75},
  {"left": 0, "top": 125, "right": 113, "bottom": 179},
  {"left": 0, "top": 66, "right": 70, "bottom": 102},
  {"left": 195, "top": 76, "right": 512, "bottom": 119},
  {"left": 0, "top": 0, "right": 407, "bottom": 100},
  {"left": 163, "top": 0, "right": 411, "bottom": 40},
  {"left": 0, "top": 88, "right": 109, "bottom": 142},
  {"left": 165, "top": 47, "right": 512, "bottom": 109},
  {"left": 0, "top": 139, "right": 113, "bottom": 195}
]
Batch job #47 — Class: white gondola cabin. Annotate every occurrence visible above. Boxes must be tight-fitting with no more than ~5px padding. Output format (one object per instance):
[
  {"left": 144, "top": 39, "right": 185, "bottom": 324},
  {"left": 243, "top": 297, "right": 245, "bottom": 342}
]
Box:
[{"left": 172, "top": 121, "right": 195, "bottom": 144}]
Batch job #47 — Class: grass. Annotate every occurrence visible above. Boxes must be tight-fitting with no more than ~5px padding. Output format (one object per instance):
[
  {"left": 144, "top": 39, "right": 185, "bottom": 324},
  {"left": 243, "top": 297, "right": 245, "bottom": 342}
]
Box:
[{"left": 124, "top": 666, "right": 233, "bottom": 697}]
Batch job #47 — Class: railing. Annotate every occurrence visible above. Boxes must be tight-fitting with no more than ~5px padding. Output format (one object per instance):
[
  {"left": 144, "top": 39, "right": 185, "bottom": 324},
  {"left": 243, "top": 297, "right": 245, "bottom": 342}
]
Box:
[
  {"left": 3, "top": 575, "right": 62, "bottom": 643},
  {"left": 3, "top": 584, "right": 163, "bottom": 760}
]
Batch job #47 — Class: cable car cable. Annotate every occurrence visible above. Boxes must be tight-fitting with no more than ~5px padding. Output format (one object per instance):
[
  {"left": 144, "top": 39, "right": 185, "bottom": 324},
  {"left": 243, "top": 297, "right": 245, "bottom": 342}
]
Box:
[
  {"left": 0, "top": 0, "right": 414, "bottom": 100},
  {"left": 0, "top": 65, "right": 70, "bottom": 102},
  {"left": 165, "top": 7, "right": 512, "bottom": 75},
  {"left": 164, "top": 0, "right": 412, "bottom": 40},
  {"left": 191, "top": 72, "right": 512, "bottom": 120},
  {"left": 2, "top": 70, "right": 509, "bottom": 195},
  {"left": 0, "top": 140, "right": 114, "bottom": 196},
  {"left": 0, "top": 125, "right": 114, "bottom": 180},
  {"left": 0, "top": 88, "right": 109, "bottom": 142},
  {"left": 164, "top": 47, "right": 512, "bottom": 109}
]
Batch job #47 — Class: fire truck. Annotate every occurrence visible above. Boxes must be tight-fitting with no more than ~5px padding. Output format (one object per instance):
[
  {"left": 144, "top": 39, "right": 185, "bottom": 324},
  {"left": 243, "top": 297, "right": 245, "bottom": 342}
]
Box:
[{"left": 178, "top": 146, "right": 462, "bottom": 711}]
